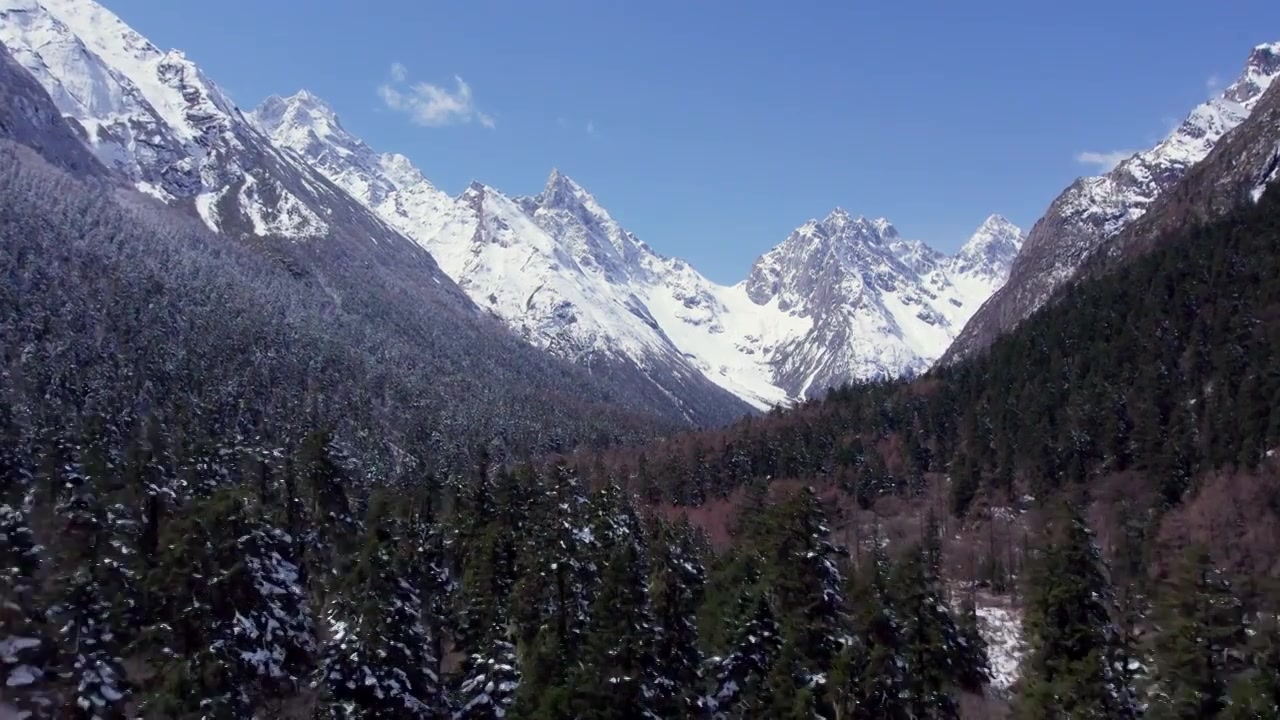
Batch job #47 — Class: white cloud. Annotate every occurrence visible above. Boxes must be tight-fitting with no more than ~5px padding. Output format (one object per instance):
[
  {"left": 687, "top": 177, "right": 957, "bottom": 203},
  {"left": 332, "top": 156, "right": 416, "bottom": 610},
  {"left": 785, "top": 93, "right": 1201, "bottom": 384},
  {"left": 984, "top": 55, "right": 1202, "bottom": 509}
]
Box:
[
  {"left": 1075, "top": 149, "right": 1137, "bottom": 172},
  {"left": 378, "top": 63, "right": 494, "bottom": 128},
  {"left": 1206, "top": 74, "right": 1223, "bottom": 95}
]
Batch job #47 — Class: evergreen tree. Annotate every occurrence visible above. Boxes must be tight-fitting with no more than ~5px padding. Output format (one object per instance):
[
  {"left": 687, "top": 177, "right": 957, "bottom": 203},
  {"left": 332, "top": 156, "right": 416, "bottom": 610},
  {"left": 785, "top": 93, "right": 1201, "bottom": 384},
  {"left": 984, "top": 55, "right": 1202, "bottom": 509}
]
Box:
[
  {"left": 765, "top": 487, "right": 848, "bottom": 685},
  {"left": 570, "top": 482, "right": 659, "bottom": 719},
  {"left": 140, "top": 488, "right": 314, "bottom": 717},
  {"left": 1015, "top": 501, "right": 1136, "bottom": 719},
  {"left": 45, "top": 429, "right": 134, "bottom": 719},
  {"left": 316, "top": 506, "right": 449, "bottom": 719},
  {"left": 453, "top": 627, "right": 521, "bottom": 720},
  {"left": 707, "top": 591, "right": 781, "bottom": 719},
  {"left": 846, "top": 541, "right": 908, "bottom": 720},
  {"left": 1147, "top": 546, "right": 1247, "bottom": 720},
  {"left": 0, "top": 495, "right": 54, "bottom": 716},
  {"left": 955, "top": 595, "right": 992, "bottom": 696},
  {"left": 649, "top": 518, "right": 708, "bottom": 718},
  {"left": 891, "top": 541, "right": 983, "bottom": 719}
]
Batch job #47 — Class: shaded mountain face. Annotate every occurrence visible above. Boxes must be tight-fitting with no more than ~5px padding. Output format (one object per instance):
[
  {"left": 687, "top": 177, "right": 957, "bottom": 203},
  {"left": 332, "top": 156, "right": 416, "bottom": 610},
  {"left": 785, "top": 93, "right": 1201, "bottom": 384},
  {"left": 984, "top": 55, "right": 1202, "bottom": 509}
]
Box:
[
  {"left": 255, "top": 89, "right": 1022, "bottom": 407},
  {"left": 942, "top": 42, "right": 1280, "bottom": 365},
  {"left": 0, "top": 37, "right": 105, "bottom": 177}
]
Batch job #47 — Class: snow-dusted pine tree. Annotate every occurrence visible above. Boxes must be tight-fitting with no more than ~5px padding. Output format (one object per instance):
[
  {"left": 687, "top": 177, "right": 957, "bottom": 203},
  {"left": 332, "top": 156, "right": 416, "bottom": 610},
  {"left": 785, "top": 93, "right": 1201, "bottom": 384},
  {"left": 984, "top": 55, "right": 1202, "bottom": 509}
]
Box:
[{"left": 453, "top": 626, "right": 520, "bottom": 720}]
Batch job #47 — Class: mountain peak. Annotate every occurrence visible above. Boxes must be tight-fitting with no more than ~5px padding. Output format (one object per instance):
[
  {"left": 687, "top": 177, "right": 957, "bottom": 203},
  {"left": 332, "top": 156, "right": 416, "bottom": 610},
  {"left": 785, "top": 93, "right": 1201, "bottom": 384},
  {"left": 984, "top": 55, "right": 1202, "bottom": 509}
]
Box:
[
  {"left": 538, "top": 167, "right": 597, "bottom": 212},
  {"left": 252, "top": 90, "right": 340, "bottom": 137},
  {"left": 285, "top": 88, "right": 335, "bottom": 115},
  {"left": 959, "top": 214, "right": 1023, "bottom": 255},
  {"left": 824, "top": 207, "right": 852, "bottom": 224},
  {"left": 974, "top": 214, "right": 1020, "bottom": 237},
  {"left": 543, "top": 166, "right": 582, "bottom": 192}
]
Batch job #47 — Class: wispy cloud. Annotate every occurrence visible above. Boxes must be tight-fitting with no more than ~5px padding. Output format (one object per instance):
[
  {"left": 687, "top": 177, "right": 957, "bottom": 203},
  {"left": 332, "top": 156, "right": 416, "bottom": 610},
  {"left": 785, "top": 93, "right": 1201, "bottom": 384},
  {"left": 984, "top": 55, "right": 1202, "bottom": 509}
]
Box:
[
  {"left": 586, "top": 120, "right": 596, "bottom": 136},
  {"left": 1206, "top": 74, "right": 1224, "bottom": 95},
  {"left": 378, "top": 63, "right": 494, "bottom": 128},
  {"left": 1075, "top": 149, "right": 1137, "bottom": 172}
]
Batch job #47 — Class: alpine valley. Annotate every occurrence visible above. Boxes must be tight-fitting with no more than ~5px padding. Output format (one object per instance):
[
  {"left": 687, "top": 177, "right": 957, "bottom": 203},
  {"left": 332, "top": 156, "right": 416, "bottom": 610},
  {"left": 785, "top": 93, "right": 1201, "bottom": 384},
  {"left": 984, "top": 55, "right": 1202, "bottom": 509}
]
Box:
[{"left": 6, "top": 0, "right": 1280, "bottom": 718}]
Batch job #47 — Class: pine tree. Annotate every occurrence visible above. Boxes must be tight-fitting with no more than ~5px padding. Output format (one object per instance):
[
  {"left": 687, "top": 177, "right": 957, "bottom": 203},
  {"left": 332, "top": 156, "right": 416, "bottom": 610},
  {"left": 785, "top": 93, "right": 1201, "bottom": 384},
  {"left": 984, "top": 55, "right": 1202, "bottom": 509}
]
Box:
[
  {"left": 1147, "top": 545, "right": 1247, "bottom": 720},
  {"left": 707, "top": 591, "right": 781, "bottom": 719},
  {"left": 453, "top": 627, "right": 520, "bottom": 720},
  {"left": 955, "top": 595, "right": 992, "bottom": 696},
  {"left": 570, "top": 482, "right": 659, "bottom": 719},
  {"left": 0, "top": 495, "right": 54, "bottom": 716},
  {"left": 316, "top": 505, "right": 449, "bottom": 719},
  {"left": 765, "top": 487, "right": 848, "bottom": 685},
  {"left": 45, "top": 427, "right": 133, "bottom": 719},
  {"left": 890, "top": 544, "right": 972, "bottom": 719},
  {"left": 140, "top": 488, "right": 314, "bottom": 717},
  {"left": 1015, "top": 500, "right": 1136, "bottom": 719},
  {"left": 846, "top": 541, "right": 908, "bottom": 720},
  {"left": 649, "top": 518, "right": 708, "bottom": 718}
]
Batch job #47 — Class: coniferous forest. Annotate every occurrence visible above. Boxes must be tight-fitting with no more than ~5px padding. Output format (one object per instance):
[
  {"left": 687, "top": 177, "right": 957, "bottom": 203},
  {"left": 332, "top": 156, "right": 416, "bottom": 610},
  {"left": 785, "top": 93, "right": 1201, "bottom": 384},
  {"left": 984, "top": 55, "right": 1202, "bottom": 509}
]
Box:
[{"left": 4, "top": 120, "right": 1280, "bottom": 718}]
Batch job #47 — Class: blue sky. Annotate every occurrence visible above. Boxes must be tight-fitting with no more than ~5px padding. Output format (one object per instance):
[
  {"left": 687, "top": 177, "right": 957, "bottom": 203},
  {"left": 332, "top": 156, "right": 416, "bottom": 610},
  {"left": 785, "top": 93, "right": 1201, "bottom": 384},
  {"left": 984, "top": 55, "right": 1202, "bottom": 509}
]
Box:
[{"left": 111, "top": 0, "right": 1280, "bottom": 283}]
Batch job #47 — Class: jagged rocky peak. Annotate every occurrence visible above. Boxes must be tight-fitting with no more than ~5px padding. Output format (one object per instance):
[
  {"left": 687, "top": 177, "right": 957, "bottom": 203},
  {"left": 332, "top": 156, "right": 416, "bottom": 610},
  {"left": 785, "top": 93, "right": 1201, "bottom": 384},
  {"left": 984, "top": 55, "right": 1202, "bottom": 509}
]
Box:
[
  {"left": 815, "top": 208, "right": 898, "bottom": 242},
  {"left": 539, "top": 167, "right": 585, "bottom": 207},
  {"left": 1237, "top": 42, "right": 1280, "bottom": 96},
  {"left": 254, "top": 90, "right": 339, "bottom": 135},
  {"left": 953, "top": 214, "right": 1025, "bottom": 276}
]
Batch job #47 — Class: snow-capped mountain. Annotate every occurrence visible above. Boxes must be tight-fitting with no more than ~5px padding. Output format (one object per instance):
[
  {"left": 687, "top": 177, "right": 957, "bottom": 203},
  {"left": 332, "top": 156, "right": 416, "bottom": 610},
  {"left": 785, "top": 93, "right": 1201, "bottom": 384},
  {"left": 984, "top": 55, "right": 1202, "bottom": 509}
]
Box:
[
  {"left": 0, "top": 0, "right": 479, "bottom": 278},
  {"left": 0, "top": 0, "right": 1024, "bottom": 413},
  {"left": 0, "top": 0, "right": 765, "bottom": 427},
  {"left": 943, "top": 41, "right": 1280, "bottom": 365},
  {"left": 0, "top": 0, "right": 334, "bottom": 236},
  {"left": 253, "top": 87, "right": 1021, "bottom": 406},
  {"left": 742, "top": 211, "right": 1023, "bottom": 394}
]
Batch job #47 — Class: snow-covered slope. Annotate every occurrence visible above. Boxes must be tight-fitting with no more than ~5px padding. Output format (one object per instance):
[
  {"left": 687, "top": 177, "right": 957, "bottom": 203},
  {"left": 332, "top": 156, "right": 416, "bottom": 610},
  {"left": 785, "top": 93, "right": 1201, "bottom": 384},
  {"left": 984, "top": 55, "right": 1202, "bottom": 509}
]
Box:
[
  {"left": 943, "top": 41, "right": 1280, "bottom": 365},
  {"left": 0, "top": 0, "right": 340, "bottom": 236},
  {"left": 253, "top": 87, "right": 1022, "bottom": 406}
]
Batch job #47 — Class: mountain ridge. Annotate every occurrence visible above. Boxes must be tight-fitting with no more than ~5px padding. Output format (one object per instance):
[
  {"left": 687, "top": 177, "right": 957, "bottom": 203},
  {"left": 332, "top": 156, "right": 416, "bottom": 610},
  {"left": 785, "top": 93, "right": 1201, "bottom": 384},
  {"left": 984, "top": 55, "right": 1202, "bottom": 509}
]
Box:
[
  {"left": 941, "top": 40, "right": 1280, "bottom": 365},
  {"left": 253, "top": 89, "right": 1021, "bottom": 406}
]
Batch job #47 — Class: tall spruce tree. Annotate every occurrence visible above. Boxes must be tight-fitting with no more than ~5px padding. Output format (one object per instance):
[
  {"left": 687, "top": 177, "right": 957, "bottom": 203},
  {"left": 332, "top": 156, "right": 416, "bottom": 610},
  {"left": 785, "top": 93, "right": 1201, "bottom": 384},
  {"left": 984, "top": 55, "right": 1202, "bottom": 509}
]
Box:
[
  {"left": 1015, "top": 500, "right": 1136, "bottom": 719},
  {"left": 570, "top": 482, "right": 659, "bottom": 719},
  {"left": 707, "top": 590, "right": 782, "bottom": 719},
  {"left": 1147, "top": 545, "right": 1247, "bottom": 720},
  {"left": 453, "top": 625, "right": 521, "bottom": 720},
  {"left": 648, "top": 518, "right": 709, "bottom": 718},
  {"left": 845, "top": 540, "right": 908, "bottom": 720}
]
